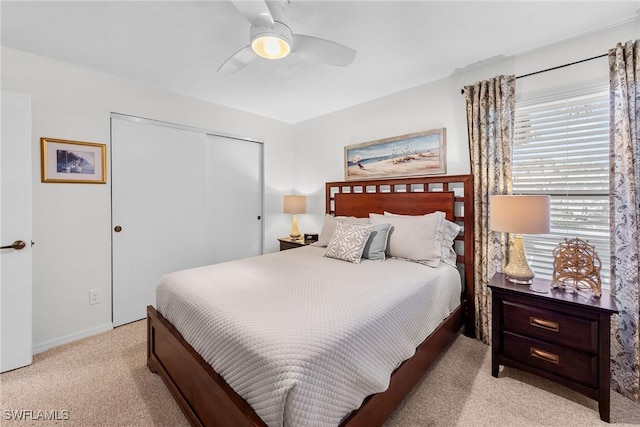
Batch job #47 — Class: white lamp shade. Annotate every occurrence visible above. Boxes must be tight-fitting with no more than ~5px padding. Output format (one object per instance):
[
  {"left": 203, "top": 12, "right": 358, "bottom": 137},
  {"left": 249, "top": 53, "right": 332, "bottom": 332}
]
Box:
[
  {"left": 490, "top": 195, "right": 550, "bottom": 234},
  {"left": 283, "top": 195, "right": 307, "bottom": 214}
]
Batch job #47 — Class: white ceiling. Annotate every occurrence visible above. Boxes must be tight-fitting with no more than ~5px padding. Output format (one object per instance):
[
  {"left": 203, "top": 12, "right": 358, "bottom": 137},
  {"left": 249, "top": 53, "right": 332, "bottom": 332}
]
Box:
[{"left": 2, "top": 1, "right": 638, "bottom": 123}]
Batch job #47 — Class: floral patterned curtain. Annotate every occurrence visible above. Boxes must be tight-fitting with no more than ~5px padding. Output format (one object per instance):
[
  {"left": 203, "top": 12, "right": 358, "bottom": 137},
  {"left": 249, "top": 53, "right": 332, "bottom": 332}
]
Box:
[
  {"left": 609, "top": 39, "right": 640, "bottom": 402},
  {"left": 464, "top": 75, "right": 515, "bottom": 344}
]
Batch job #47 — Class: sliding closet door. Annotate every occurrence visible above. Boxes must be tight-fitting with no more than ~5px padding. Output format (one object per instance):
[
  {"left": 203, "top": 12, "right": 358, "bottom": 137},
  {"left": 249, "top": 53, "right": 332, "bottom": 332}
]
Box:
[
  {"left": 206, "top": 134, "right": 262, "bottom": 263},
  {"left": 111, "top": 117, "right": 263, "bottom": 327}
]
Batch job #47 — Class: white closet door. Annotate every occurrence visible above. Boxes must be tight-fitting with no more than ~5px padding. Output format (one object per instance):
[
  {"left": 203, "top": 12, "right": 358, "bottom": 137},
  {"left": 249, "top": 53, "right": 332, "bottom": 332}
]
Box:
[
  {"left": 111, "top": 118, "right": 262, "bottom": 327},
  {"left": 206, "top": 134, "right": 262, "bottom": 263},
  {"left": 1, "top": 91, "right": 33, "bottom": 372}
]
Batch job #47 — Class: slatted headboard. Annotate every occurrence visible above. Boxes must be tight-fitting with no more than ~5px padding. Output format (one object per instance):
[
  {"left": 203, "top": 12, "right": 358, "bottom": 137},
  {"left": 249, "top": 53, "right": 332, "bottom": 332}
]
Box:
[{"left": 325, "top": 174, "right": 475, "bottom": 337}]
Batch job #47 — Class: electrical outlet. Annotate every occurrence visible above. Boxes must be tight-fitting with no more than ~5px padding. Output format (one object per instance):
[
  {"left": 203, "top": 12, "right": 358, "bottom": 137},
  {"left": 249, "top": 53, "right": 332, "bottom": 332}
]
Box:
[{"left": 89, "top": 289, "right": 101, "bottom": 305}]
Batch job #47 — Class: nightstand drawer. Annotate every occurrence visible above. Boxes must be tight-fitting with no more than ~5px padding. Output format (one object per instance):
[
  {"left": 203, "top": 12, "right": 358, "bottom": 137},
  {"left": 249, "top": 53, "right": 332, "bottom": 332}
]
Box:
[
  {"left": 502, "top": 300, "right": 598, "bottom": 352},
  {"left": 278, "top": 238, "right": 309, "bottom": 251},
  {"left": 503, "top": 332, "right": 598, "bottom": 387},
  {"left": 280, "top": 241, "right": 302, "bottom": 250}
]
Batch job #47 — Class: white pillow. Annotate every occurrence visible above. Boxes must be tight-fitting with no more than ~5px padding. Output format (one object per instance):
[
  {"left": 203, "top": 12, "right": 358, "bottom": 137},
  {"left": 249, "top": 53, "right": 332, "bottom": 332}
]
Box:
[
  {"left": 441, "top": 219, "right": 462, "bottom": 266},
  {"left": 384, "top": 211, "right": 461, "bottom": 267},
  {"left": 312, "top": 214, "right": 370, "bottom": 247},
  {"left": 324, "top": 221, "right": 373, "bottom": 264},
  {"left": 370, "top": 212, "right": 445, "bottom": 267}
]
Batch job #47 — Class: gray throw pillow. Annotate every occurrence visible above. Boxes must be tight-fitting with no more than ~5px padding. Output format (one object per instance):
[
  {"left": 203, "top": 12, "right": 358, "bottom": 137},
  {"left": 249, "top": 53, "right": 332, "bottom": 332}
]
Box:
[{"left": 362, "top": 223, "right": 392, "bottom": 261}]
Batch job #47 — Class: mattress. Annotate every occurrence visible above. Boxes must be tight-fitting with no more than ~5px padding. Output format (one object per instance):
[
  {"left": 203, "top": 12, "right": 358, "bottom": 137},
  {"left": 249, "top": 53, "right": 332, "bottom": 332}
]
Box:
[{"left": 156, "top": 245, "right": 461, "bottom": 427}]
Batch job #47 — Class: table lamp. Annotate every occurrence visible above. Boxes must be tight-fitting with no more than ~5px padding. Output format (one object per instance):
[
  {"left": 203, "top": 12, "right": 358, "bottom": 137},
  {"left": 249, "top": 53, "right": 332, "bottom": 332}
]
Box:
[
  {"left": 490, "top": 195, "right": 551, "bottom": 284},
  {"left": 283, "top": 195, "right": 306, "bottom": 240}
]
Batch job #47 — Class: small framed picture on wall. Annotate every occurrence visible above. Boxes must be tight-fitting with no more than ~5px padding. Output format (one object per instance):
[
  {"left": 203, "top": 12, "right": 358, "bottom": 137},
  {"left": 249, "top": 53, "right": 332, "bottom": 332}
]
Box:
[{"left": 40, "top": 137, "right": 106, "bottom": 184}]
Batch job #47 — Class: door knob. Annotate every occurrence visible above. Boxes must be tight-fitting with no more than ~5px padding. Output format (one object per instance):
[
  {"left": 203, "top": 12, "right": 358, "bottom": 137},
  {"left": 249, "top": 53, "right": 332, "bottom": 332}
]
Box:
[
  {"left": 114, "top": 226, "right": 122, "bottom": 232},
  {"left": 0, "top": 240, "right": 26, "bottom": 250}
]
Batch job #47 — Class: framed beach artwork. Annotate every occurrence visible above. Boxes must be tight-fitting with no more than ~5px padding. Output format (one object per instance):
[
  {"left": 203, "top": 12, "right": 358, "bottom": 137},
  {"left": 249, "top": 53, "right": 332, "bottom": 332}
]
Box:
[
  {"left": 344, "top": 128, "right": 446, "bottom": 181},
  {"left": 41, "top": 138, "right": 106, "bottom": 183}
]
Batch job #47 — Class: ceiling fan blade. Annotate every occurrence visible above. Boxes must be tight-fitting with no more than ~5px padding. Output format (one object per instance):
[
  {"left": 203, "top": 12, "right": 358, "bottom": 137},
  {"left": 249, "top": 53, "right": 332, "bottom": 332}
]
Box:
[
  {"left": 217, "top": 45, "right": 256, "bottom": 73},
  {"left": 230, "top": 0, "right": 274, "bottom": 27},
  {"left": 292, "top": 34, "right": 356, "bottom": 66}
]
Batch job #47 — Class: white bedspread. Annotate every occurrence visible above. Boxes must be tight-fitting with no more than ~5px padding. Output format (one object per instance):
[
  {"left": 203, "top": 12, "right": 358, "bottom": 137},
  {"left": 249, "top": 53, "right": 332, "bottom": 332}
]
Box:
[{"left": 156, "top": 245, "right": 461, "bottom": 427}]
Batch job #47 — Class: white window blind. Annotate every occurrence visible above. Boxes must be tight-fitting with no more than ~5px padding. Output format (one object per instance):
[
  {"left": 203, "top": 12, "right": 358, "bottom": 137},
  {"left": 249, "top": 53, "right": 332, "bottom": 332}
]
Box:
[{"left": 513, "top": 87, "right": 610, "bottom": 287}]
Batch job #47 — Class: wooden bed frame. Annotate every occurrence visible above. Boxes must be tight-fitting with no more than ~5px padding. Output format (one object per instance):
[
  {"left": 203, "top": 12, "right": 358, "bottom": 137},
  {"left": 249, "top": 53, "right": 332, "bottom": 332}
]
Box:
[{"left": 147, "top": 174, "right": 475, "bottom": 427}]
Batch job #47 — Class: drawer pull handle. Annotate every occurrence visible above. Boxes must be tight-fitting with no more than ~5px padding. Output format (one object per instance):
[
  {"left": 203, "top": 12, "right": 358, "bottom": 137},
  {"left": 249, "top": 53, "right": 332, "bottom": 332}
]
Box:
[
  {"left": 530, "top": 316, "right": 559, "bottom": 332},
  {"left": 530, "top": 347, "right": 559, "bottom": 364}
]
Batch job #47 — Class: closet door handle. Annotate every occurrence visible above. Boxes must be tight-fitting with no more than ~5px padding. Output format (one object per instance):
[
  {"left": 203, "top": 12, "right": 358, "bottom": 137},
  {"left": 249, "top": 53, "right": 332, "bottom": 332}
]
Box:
[{"left": 0, "top": 240, "right": 26, "bottom": 250}]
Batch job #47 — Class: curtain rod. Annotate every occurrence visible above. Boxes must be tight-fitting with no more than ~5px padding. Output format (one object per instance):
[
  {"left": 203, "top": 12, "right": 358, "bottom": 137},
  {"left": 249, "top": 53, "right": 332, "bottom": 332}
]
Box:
[{"left": 459, "top": 53, "right": 608, "bottom": 95}]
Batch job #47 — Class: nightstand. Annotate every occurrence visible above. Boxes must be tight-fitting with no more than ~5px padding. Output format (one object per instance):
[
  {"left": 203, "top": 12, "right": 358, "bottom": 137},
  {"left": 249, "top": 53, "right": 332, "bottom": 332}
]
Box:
[
  {"left": 489, "top": 273, "right": 618, "bottom": 422},
  {"left": 278, "top": 237, "right": 310, "bottom": 251}
]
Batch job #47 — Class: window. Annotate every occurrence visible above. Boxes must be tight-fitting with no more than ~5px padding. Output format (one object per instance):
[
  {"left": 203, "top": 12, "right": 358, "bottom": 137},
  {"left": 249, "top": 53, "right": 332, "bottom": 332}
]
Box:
[{"left": 513, "top": 87, "right": 610, "bottom": 287}]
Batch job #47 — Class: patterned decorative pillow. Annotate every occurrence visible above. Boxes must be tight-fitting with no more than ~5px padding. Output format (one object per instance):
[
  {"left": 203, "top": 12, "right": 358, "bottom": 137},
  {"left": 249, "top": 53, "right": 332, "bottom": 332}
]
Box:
[
  {"left": 324, "top": 221, "right": 373, "bottom": 264},
  {"left": 370, "top": 212, "right": 445, "bottom": 267},
  {"left": 311, "top": 214, "right": 371, "bottom": 247}
]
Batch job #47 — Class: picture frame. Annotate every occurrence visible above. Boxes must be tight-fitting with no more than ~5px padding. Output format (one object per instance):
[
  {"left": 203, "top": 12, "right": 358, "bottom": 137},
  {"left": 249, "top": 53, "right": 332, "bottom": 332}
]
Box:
[
  {"left": 40, "top": 137, "right": 106, "bottom": 184},
  {"left": 344, "top": 128, "right": 446, "bottom": 181}
]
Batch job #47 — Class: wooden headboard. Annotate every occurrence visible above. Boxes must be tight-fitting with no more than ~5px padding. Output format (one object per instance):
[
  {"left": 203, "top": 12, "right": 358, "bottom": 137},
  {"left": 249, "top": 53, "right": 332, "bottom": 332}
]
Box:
[{"left": 325, "top": 174, "right": 475, "bottom": 337}]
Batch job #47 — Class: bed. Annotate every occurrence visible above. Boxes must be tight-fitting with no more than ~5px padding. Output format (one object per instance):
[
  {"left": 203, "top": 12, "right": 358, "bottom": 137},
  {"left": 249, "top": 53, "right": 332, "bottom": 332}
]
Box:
[{"left": 147, "top": 174, "right": 475, "bottom": 427}]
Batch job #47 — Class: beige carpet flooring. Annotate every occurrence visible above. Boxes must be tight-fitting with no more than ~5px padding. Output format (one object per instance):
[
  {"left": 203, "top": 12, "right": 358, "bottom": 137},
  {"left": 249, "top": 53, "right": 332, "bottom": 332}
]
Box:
[{"left": 1, "top": 320, "right": 639, "bottom": 426}]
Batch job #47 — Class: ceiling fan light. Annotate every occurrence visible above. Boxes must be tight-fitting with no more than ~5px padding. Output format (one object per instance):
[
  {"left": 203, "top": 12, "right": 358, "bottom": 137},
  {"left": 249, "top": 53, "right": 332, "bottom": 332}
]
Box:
[
  {"left": 250, "top": 21, "right": 292, "bottom": 60},
  {"left": 252, "top": 35, "right": 290, "bottom": 59}
]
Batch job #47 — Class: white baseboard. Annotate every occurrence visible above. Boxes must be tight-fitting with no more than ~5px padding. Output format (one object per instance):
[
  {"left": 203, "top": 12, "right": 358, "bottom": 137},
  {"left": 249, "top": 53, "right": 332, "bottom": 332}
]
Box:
[{"left": 32, "top": 323, "right": 114, "bottom": 355}]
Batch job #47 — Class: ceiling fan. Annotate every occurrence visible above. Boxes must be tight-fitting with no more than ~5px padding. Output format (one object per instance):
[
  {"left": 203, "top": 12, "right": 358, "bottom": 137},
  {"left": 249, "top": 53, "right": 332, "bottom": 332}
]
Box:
[{"left": 218, "top": 0, "right": 356, "bottom": 73}]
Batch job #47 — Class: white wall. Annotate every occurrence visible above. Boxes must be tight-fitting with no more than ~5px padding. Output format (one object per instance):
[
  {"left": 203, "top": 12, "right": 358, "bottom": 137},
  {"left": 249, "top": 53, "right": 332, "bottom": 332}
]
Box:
[
  {"left": 1, "top": 47, "right": 295, "bottom": 350},
  {"left": 293, "top": 19, "right": 639, "bottom": 235}
]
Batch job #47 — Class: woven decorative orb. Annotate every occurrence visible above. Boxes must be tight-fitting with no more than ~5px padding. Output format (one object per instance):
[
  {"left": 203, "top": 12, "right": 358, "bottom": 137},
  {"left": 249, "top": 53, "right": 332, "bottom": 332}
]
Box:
[{"left": 551, "top": 237, "right": 602, "bottom": 297}]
